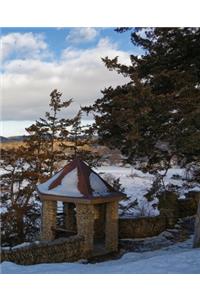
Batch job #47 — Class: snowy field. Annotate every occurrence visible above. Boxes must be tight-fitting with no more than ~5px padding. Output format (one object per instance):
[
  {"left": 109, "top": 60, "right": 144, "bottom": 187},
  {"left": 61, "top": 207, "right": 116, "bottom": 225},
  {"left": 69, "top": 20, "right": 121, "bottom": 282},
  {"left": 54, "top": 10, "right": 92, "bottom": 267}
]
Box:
[
  {"left": 99, "top": 165, "right": 158, "bottom": 217},
  {"left": 96, "top": 165, "right": 200, "bottom": 217},
  {"left": 1, "top": 236, "right": 200, "bottom": 274}
]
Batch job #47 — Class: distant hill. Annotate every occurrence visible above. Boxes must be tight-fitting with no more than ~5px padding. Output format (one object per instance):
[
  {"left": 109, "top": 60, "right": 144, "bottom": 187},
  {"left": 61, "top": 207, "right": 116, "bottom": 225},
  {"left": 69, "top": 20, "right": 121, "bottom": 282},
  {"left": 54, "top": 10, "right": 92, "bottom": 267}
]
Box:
[
  {"left": 0, "top": 136, "right": 8, "bottom": 143},
  {"left": 0, "top": 135, "right": 27, "bottom": 143},
  {"left": 0, "top": 134, "right": 97, "bottom": 144}
]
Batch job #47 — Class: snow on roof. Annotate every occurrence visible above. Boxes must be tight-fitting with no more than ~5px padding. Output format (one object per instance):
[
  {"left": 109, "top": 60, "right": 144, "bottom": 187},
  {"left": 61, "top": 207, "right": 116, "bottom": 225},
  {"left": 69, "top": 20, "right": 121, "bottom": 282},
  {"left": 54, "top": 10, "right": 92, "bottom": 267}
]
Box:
[{"left": 37, "top": 158, "right": 116, "bottom": 198}]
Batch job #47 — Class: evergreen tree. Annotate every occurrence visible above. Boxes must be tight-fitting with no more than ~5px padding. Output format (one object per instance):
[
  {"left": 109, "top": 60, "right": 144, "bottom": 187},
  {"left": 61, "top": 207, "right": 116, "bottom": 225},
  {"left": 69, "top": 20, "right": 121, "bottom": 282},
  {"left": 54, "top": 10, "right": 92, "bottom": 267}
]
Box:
[
  {"left": 1, "top": 90, "right": 74, "bottom": 246},
  {"left": 26, "top": 89, "right": 73, "bottom": 177},
  {"left": 66, "top": 110, "right": 101, "bottom": 167},
  {"left": 0, "top": 146, "right": 40, "bottom": 245},
  {"left": 83, "top": 28, "right": 200, "bottom": 173}
]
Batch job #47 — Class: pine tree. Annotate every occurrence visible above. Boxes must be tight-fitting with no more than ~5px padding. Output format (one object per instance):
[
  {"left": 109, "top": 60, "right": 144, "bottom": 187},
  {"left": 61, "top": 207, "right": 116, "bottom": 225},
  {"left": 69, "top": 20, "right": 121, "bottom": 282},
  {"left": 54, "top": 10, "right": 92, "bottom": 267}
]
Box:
[
  {"left": 83, "top": 27, "right": 200, "bottom": 217},
  {"left": 83, "top": 28, "right": 200, "bottom": 173},
  {"left": 25, "top": 89, "right": 73, "bottom": 177},
  {"left": 0, "top": 146, "right": 40, "bottom": 245},
  {"left": 1, "top": 90, "right": 74, "bottom": 246},
  {"left": 65, "top": 110, "right": 101, "bottom": 167}
]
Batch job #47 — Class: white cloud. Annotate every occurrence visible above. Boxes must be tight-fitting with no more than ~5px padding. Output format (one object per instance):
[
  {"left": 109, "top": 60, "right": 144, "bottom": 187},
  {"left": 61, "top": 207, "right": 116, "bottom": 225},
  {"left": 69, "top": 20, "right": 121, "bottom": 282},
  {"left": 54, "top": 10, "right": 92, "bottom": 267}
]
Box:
[
  {"left": 2, "top": 36, "right": 131, "bottom": 122},
  {"left": 66, "top": 27, "right": 98, "bottom": 44},
  {"left": 1, "top": 32, "right": 49, "bottom": 61},
  {"left": 136, "top": 28, "right": 153, "bottom": 39}
]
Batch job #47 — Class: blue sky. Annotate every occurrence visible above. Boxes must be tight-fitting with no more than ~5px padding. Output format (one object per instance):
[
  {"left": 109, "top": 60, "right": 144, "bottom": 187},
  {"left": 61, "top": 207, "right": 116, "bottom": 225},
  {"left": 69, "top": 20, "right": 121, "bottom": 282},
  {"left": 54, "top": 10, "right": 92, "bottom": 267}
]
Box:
[
  {"left": 1, "top": 27, "right": 143, "bottom": 136},
  {"left": 2, "top": 27, "right": 137, "bottom": 57}
]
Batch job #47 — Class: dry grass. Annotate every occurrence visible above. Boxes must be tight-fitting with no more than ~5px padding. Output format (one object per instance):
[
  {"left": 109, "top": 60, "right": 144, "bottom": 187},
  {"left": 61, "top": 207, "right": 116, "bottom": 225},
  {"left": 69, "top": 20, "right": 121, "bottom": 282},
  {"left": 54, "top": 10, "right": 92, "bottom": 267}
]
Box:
[
  {"left": 0, "top": 140, "right": 92, "bottom": 151},
  {"left": 0, "top": 141, "right": 25, "bottom": 150}
]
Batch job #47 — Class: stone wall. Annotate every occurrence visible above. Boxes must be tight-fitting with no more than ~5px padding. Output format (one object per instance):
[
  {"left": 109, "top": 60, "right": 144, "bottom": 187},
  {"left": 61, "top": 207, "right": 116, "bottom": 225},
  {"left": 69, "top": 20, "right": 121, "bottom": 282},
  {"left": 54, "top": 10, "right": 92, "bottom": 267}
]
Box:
[
  {"left": 178, "top": 192, "right": 199, "bottom": 218},
  {"left": 118, "top": 192, "right": 199, "bottom": 239},
  {"left": 158, "top": 191, "right": 199, "bottom": 218},
  {"left": 1, "top": 235, "right": 85, "bottom": 265},
  {"left": 119, "top": 215, "right": 168, "bottom": 239}
]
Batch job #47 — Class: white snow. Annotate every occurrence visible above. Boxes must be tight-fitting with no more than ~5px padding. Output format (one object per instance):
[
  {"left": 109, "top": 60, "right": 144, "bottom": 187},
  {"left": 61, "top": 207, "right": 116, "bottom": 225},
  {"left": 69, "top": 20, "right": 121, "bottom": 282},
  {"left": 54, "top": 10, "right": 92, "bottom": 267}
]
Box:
[
  {"left": 170, "top": 109, "right": 178, "bottom": 114},
  {"left": 0, "top": 206, "right": 8, "bottom": 213},
  {"left": 37, "top": 168, "right": 111, "bottom": 197},
  {"left": 12, "top": 242, "right": 31, "bottom": 249},
  {"left": 38, "top": 168, "right": 83, "bottom": 197},
  {"left": 95, "top": 165, "right": 200, "bottom": 217},
  {"left": 1, "top": 237, "right": 200, "bottom": 274},
  {"left": 97, "top": 165, "right": 157, "bottom": 217},
  {"left": 89, "top": 173, "right": 109, "bottom": 196}
]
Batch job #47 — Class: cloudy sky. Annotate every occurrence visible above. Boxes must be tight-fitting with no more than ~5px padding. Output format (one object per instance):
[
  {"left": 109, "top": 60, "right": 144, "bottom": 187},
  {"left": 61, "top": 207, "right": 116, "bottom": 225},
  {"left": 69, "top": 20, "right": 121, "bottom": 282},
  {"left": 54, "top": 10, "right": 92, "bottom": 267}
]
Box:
[{"left": 1, "top": 27, "right": 142, "bottom": 136}]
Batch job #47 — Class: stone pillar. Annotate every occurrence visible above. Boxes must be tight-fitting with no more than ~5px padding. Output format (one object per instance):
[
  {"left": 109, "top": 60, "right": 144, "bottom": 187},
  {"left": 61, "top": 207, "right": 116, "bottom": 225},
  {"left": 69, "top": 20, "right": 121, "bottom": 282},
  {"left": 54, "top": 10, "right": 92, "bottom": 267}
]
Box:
[
  {"left": 105, "top": 201, "right": 118, "bottom": 252},
  {"left": 41, "top": 200, "right": 57, "bottom": 241},
  {"left": 76, "top": 204, "right": 95, "bottom": 256},
  {"left": 193, "top": 197, "right": 200, "bottom": 248},
  {"left": 63, "top": 203, "right": 76, "bottom": 231},
  {"left": 94, "top": 204, "right": 105, "bottom": 242}
]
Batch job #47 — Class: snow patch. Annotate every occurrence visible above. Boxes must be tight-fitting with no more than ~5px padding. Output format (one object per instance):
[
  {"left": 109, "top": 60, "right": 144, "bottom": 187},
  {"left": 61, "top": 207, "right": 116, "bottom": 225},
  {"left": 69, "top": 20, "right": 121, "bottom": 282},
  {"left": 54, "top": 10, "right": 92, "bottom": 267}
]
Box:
[
  {"left": 38, "top": 168, "right": 83, "bottom": 197},
  {"left": 12, "top": 242, "right": 31, "bottom": 249},
  {"left": 89, "top": 173, "right": 109, "bottom": 196}
]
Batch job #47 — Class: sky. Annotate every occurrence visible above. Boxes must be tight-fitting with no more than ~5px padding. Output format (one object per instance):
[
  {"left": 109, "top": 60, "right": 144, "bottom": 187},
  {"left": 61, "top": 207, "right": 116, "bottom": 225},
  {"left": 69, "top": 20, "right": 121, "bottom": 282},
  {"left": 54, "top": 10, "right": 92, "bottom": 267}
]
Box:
[{"left": 1, "top": 27, "right": 143, "bottom": 137}]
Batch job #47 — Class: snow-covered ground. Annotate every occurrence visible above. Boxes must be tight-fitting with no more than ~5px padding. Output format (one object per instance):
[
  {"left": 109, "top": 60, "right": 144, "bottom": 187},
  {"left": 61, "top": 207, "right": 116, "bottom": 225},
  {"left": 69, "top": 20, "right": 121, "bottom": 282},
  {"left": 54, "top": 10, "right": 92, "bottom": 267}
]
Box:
[
  {"left": 1, "top": 236, "right": 200, "bottom": 274},
  {"left": 98, "top": 165, "right": 158, "bottom": 217},
  {"left": 96, "top": 165, "right": 200, "bottom": 217}
]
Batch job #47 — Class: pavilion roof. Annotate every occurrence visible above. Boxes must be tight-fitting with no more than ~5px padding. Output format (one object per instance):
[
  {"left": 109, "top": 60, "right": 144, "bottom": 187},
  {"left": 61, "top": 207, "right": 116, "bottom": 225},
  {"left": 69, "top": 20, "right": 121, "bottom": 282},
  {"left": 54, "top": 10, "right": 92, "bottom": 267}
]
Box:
[{"left": 37, "top": 158, "right": 124, "bottom": 200}]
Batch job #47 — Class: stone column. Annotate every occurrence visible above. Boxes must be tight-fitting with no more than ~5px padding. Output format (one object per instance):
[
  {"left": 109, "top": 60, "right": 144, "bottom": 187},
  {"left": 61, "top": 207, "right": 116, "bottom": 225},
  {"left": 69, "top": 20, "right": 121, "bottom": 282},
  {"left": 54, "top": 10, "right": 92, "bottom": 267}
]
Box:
[
  {"left": 105, "top": 201, "right": 118, "bottom": 252},
  {"left": 63, "top": 203, "right": 76, "bottom": 231},
  {"left": 94, "top": 204, "right": 105, "bottom": 242},
  {"left": 41, "top": 200, "right": 57, "bottom": 241},
  {"left": 193, "top": 196, "right": 200, "bottom": 248},
  {"left": 76, "top": 204, "right": 95, "bottom": 256}
]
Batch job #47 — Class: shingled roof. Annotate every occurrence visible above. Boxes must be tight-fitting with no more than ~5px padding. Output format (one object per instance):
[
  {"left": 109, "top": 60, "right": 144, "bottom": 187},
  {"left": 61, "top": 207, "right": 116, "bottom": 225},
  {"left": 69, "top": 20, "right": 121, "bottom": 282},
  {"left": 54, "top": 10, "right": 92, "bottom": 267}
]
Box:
[{"left": 37, "top": 158, "right": 122, "bottom": 200}]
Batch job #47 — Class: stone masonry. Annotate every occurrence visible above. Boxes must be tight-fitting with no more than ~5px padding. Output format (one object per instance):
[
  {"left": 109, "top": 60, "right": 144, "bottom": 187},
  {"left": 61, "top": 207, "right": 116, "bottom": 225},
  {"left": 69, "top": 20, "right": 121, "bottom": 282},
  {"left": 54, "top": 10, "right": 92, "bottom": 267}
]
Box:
[
  {"left": 41, "top": 200, "right": 57, "bottom": 241},
  {"left": 76, "top": 203, "right": 95, "bottom": 256},
  {"left": 1, "top": 236, "right": 85, "bottom": 265},
  {"left": 63, "top": 203, "right": 76, "bottom": 232},
  {"left": 38, "top": 158, "right": 124, "bottom": 258},
  {"left": 105, "top": 201, "right": 118, "bottom": 252},
  {"left": 94, "top": 204, "right": 105, "bottom": 241}
]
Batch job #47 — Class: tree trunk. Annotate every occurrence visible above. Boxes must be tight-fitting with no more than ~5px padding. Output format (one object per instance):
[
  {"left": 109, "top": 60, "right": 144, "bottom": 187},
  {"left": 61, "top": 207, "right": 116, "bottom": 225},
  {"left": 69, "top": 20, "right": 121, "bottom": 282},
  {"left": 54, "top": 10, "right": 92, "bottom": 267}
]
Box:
[
  {"left": 193, "top": 196, "right": 200, "bottom": 248},
  {"left": 16, "top": 209, "right": 24, "bottom": 244}
]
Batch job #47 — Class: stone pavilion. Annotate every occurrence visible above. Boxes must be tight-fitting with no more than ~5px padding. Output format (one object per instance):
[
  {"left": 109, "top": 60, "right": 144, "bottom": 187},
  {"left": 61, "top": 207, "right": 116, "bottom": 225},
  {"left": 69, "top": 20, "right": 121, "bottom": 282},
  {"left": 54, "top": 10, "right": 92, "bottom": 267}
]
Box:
[{"left": 37, "top": 158, "right": 125, "bottom": 256}]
